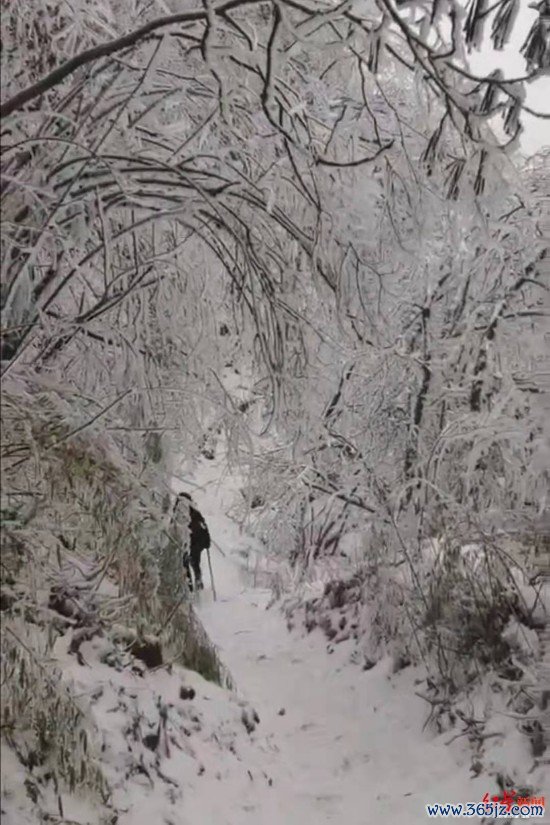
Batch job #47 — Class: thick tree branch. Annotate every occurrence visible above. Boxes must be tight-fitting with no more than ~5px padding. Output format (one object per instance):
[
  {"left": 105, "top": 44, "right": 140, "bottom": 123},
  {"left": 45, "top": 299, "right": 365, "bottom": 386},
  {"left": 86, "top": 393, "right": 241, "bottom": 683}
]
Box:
[{"left": 0, "top": 0, "right": 265, "bottom": 119}]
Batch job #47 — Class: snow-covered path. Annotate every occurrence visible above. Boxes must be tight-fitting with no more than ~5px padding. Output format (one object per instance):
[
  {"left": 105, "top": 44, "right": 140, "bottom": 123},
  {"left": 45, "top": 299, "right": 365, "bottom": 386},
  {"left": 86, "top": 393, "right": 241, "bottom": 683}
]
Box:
[{"left": 186, "top": 471, "right": 491, "bottom": 824}]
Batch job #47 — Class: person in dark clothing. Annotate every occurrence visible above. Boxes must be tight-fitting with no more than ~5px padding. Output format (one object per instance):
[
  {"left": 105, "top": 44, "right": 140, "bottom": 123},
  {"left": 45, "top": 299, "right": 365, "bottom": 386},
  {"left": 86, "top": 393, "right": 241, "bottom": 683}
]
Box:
[{"left": 176, "top": 492, "right": 211, "bottom": 591}]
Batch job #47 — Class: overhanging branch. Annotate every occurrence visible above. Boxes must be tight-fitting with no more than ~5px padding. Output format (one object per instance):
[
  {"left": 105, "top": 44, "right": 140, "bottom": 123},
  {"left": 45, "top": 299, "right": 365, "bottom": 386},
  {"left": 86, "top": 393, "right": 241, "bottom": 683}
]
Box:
[{"left": 0, "top": 0, "right": 266, "bottom": 119}]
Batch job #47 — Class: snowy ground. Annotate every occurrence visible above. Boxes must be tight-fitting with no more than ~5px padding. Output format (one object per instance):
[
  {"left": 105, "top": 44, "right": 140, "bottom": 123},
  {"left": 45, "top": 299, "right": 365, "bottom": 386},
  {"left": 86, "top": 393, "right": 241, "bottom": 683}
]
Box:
[
  {"left": 3, "top": 452, "right": 546, "bottom": 824},
  {"left": 175, "top": 459, "right": 547, "bottom": 824}
]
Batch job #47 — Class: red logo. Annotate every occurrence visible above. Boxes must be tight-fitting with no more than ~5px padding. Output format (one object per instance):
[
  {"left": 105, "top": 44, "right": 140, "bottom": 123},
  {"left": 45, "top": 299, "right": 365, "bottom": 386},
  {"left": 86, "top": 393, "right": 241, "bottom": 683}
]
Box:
[
  {"left": 483, "top": 790, "right": 546, "bottom": 811},
  {"left": 483, "top": 790, "right": 516, "bottom": 812}
]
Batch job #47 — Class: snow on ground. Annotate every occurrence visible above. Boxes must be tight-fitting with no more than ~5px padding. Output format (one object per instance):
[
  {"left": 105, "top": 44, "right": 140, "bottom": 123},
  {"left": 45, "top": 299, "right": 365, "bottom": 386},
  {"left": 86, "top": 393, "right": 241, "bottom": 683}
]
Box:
[
  {"left": 172, "top": 456, "right": 547, "bottom": 824},
  {"left": 3, "top": 446, "right": 546, "bottom": 824}
]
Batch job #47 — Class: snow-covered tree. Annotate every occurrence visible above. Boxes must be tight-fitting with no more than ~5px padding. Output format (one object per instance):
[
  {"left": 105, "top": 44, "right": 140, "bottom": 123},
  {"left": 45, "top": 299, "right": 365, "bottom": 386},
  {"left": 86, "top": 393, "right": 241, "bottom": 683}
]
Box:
[{"left": 1, "top": 0, "right": 548, "bottom": 741}]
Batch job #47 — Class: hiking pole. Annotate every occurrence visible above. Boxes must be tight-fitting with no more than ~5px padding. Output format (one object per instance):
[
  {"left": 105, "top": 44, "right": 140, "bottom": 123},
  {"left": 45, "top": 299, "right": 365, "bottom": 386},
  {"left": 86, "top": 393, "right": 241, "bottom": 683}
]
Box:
[
  {"left": 206, "top": 546, "right": 217, "bottom": 601},
  {"left": 211, "top": 538, "right": 226, "bottom": 557}
]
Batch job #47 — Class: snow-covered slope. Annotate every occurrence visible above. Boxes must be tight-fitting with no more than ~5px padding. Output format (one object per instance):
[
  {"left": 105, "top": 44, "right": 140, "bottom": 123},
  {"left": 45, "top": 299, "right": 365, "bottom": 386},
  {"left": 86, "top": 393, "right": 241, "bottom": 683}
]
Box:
[
  {"left": 3, "top": 449, "right": 547, "bottom": 825},
  {"left": 181, "top": 459, "right": 549, "bottom": 823}
]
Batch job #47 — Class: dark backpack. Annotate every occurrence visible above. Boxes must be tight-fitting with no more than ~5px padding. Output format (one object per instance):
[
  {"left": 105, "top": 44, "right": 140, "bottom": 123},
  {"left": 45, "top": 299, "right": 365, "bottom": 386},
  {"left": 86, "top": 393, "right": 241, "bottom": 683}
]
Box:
[{"left": 189, "top": 505, "right": 210, "bottom": 551}]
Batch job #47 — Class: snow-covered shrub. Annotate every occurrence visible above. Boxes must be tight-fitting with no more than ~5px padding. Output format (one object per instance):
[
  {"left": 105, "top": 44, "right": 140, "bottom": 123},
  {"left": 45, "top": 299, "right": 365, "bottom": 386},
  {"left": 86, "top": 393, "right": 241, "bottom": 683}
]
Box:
[
  {"left": 1, "top": 629, "right": 107, "bottom": 802},
  {"left": 244, "top": 136, "right": 549, "bottom": 709},
  {"left": 420, "top": 539, "right": 537, "bottom": 678},
  {"left": 1, "top": 375, "right": 228, "bottom": 811}
]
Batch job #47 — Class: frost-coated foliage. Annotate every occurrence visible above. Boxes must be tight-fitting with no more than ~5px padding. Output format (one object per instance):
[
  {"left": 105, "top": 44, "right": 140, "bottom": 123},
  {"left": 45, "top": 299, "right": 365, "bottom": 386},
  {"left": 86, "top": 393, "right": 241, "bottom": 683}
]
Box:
[
  {"left": 241, "top": 144, "right": 549, "bottom": 687},
  {"left": 1, "top": 630, "right": 108, "bottom": 804},
  {"left": 0, "top": 375, "right": 228, "bottom": 809},
  {"left": 1, "top": 375, "right": 226, "bottom": 673},
  {"left": 1, "top": 0, "right": 549, "bottom": 748},
  {"left": 2, "top": 0, "right": 548, "bottom": 434}
]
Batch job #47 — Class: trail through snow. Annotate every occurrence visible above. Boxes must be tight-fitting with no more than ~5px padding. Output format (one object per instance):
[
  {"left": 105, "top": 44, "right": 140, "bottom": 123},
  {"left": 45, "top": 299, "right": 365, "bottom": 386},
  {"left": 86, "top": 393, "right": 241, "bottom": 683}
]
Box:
[
  {"left": 182, "top": 466, "right": 495, "bottom": 824},
  {"left": 2, "top": 454, "right": 544, "bottom": 825}
]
